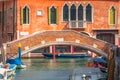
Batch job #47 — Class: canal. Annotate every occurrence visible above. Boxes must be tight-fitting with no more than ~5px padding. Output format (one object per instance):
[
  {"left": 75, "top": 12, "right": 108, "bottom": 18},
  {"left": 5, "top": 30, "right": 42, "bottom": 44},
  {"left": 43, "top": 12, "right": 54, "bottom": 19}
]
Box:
[{"left": 14, "top": 58, "right": 89, "bottom": 80}]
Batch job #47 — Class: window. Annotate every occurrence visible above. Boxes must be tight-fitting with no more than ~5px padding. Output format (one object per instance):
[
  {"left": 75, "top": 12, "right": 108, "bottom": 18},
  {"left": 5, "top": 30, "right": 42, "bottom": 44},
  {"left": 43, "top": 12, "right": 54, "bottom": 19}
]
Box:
[
  {"left": 109, "top": 6, "right": 115, "bottom": 25},
  {"left": 51, "top": 6, "right": 56, "bottom": 24},
  {"left": 86, "top": 4, "right": 92, "bottom": 22},
  {"left": 63, "top": 4, "right": 69, "bottom": 21},
  {"left": 62, "top": 3, "right": 94, "bottom": 28},
  {"left": 70, "top": 4, "right": 76, "bottom": 20},
  {"left": 21, "top": 6, "right": 30, "bottom": 24},
  {"left": 97, "top": 33, "right": 115, "bottom": 44},
  {"left": 48, "top": 6, "right": 58, "bottom": 24},
  {"left": 78, "top": 4, "right": 83, "bottom": 20}
]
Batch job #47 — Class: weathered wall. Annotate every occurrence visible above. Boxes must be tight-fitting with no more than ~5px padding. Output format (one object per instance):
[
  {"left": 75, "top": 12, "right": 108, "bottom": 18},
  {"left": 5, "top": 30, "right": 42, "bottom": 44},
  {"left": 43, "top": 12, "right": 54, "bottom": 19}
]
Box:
[{"left": 17, "top": 0, "right": 120, "bottom": 38}]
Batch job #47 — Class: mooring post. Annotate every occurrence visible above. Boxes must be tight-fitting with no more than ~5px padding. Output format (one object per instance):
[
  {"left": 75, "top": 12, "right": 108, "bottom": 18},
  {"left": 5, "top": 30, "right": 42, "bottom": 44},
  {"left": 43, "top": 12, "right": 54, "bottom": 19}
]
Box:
[
  {"left": 2, "top": 43, "right": 7, "bottom": 64},
  {"left": 53, "top": 45, "right": 56, "bottom": 62},
  {"left": 18, "top": 42, "right": 22, "bottom": 60},
  {"left": 71, "top": 45, "right": 74, "bottom": 55},
  {"left": 107, "top": 45, "right": 118, "bottom": 80}
]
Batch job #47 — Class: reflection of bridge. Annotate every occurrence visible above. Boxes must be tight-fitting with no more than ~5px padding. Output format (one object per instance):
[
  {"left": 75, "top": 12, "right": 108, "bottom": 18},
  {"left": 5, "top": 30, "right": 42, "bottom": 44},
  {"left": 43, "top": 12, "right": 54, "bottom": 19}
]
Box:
[{"left": 1, "top": 30, "right": 116, "bottom": 80}]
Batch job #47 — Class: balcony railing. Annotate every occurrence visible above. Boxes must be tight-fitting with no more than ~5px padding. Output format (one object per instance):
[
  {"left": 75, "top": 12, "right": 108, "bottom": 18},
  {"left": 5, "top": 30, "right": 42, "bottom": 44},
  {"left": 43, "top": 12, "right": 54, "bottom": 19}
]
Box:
[{"left": 69, "top": 20, "right": 85, "bottom": 28}]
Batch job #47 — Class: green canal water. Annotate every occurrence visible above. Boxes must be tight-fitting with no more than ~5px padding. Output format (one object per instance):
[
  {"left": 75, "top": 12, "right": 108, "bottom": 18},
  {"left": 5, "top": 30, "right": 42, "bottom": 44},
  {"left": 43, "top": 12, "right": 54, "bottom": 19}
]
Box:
[{"left": 14, "top": 58, "right": 89, "bottom": 80}]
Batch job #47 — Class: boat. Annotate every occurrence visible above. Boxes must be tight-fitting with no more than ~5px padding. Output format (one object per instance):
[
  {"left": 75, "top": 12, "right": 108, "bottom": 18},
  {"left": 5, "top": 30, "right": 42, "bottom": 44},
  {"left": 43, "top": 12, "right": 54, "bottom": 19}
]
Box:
[
  {"left": 6, "top": 57, "right": 26, "bottom": 69},
  {"left": 43, "top": 53, "right": 91, "bottom": 58},
  {"left": 87, "top": 56, "right": 108, "bottom": 74},
  {"left": 69, "top": 68, "right": 107, "bottom": 80},
  {"left": 0, "top": 64, "right": 17, "bottom": 80},
  {"left": 16, "top": 64, "right": 26, "bottom": 69}
]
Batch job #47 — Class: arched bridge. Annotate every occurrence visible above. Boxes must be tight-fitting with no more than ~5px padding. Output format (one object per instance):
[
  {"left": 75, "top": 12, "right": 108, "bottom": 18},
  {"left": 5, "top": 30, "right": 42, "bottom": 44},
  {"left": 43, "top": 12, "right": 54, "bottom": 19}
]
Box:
[{"left": 1, "top": 30, "right": 113, "bottom": 59}]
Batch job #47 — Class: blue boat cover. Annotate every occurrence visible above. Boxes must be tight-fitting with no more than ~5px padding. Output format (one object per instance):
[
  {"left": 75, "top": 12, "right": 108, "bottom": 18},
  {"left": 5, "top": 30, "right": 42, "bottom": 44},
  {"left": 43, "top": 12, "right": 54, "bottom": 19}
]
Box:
[
  {"left": 9, "top": 64, "right": 16, "bottom": 69},
  {"left": 93, "top": 57, "right": 107, "bottom": 63},
  {"left": 6, "top": 57, "right": 24, "bottom": 65}
]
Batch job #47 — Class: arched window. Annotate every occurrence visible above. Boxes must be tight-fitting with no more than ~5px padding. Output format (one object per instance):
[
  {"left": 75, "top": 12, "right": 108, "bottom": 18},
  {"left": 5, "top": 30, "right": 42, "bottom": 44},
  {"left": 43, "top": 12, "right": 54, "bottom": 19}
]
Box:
[
  {"left": 70, "top": 4, "right": 76, "bottom": 20},
  {"left": 86, "top": 4, "right": 92, "bottom": 22},
  {"left": 21, "top": 6, "right": 30, "bottom": 24},
  {"left": 50, "top": 6, "right": 56, "bottom": 24},
  {"left": 63, "top": 4, "right": 69, "bottom": 21},
  {"left": 110, "top": 6, "right": 115, "bottom": 25},
  {"left": 78, "top": 4, "right": 83, "bottom": 20},
  {"left": 48, "top": 6, "right": 58, "bottom": 24}
]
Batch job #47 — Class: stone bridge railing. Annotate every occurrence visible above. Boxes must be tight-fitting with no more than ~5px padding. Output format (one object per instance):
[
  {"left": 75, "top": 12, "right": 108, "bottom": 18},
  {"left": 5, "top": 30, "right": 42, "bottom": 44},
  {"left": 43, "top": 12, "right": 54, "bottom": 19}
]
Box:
[{"left": 2, "top": 30, "right": 113, "bottom": 58}]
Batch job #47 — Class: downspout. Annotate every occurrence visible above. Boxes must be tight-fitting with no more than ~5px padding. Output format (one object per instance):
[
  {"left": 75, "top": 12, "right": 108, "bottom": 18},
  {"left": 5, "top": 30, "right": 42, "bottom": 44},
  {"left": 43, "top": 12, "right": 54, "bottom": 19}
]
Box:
[
  {"left": 2, "top": 1, "right": 4, "bottom": 38},
  {"left": 12, "top": 0, "right": 15, "bottom": 41}
]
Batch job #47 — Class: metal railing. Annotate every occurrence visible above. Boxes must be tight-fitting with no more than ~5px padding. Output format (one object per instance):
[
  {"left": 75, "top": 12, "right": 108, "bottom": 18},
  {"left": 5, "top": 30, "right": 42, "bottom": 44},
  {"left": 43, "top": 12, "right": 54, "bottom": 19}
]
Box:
[{"left": 69, "top": 20, "right": 85, "bottom": 28}]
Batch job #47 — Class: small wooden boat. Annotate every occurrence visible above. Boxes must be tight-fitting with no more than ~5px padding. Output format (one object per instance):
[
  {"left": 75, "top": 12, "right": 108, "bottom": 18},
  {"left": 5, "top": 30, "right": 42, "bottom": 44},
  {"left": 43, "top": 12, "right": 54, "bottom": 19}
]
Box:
[
  {"left": 0, "top": 64, "right": 17, "bottom": 80},
  {"left": 43, "top": 53, "right": 91, "bottom": 58},
  {"left": 69, "top": 68, "right": 107, "bottom": 80}
]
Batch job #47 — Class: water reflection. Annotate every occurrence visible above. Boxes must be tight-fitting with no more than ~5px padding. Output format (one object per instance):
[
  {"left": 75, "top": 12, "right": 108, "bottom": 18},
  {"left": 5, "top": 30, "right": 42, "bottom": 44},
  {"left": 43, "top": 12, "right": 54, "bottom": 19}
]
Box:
[{"left": 14, "top": 58, "right": 89, "bottom": 80}]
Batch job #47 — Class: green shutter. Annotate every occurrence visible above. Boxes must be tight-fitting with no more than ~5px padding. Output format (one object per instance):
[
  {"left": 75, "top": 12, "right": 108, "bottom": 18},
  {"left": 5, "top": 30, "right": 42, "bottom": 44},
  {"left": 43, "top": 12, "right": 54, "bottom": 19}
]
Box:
[
  {"left": 110, "top": 9, "right": 113, "bottom": 24},
  {"left": 56, "top": 7, "right": 58, "bottom": 24},
  {"left": 48, "top": 7, "right": 51, "bottom": 24},
  {"left": 113, "top": 10, "right": 115, "bottom": 24},
  {"left": 26, "top": 8, "right": 28, "bottom": 24},
  {"left": 26, "top": 7, "right": 29, "bottom": 24},
  {"left": 20, "top": 7, "right": 23, "bottom": 25},
  {"left": 110, "top": 7, "right": 115, "bottom": 24}
]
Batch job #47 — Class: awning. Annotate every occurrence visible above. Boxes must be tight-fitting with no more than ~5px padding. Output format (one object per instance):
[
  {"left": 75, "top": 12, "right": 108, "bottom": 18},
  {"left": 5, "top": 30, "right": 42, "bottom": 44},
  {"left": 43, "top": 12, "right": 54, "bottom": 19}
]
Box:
[{"left": 93, "top": 29, "right": 118, "bottom": 34}]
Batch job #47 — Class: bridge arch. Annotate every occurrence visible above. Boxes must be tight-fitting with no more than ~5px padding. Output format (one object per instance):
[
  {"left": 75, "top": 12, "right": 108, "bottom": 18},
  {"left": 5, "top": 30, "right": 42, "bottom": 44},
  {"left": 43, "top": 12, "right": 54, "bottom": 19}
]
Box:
[
  {"left": 22, "top": 41, "right": 107, "bottom": 57},
  {"left": 1, "top": 30, "right": 113, "bottom": 59}
]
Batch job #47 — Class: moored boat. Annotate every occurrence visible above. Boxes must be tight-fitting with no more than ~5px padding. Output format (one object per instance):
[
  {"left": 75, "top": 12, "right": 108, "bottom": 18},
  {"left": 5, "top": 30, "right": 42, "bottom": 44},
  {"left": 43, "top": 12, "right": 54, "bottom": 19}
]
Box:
[
  {"left": 0, "top": 64, "right": 16, "bottom": 80},
  {"left": 43, "top": 53, "right": 91, "bottom": 58},
  {"left": 69, "top": 68, "right": 107, "bottom": 80},
  {"left": 16, "top": 64, "right": 26, "bottom": 69},
  {"left": 6, "top": 57, "right": 26, "bottom": 69}
]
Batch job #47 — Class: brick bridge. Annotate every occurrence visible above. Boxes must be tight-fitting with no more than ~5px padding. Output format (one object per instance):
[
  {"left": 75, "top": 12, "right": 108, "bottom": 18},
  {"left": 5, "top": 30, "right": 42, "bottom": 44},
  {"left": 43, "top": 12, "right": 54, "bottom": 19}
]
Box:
[
  {"left": 1, "top": 30, "right": 113, "bottom": 59},
  {"left": 1, "top": 30, "right": 116, "bottom": 80}
]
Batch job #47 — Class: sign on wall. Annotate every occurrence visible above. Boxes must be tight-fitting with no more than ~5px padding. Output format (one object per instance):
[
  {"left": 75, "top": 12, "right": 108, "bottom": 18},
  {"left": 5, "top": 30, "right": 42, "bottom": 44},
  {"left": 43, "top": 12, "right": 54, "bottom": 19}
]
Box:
[
  {"left": 20, "top": 32, "right": 29, "bottom": 36},
  {"left": 36, "top": 10, "right": 43, "bottom": 16}
]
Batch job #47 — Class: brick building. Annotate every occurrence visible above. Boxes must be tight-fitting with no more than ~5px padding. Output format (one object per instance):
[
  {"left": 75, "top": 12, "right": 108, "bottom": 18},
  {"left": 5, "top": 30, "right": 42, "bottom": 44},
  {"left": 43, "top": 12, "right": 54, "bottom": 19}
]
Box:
[{"left": 0, "top": 0, "right": 120, "bottom": 46}]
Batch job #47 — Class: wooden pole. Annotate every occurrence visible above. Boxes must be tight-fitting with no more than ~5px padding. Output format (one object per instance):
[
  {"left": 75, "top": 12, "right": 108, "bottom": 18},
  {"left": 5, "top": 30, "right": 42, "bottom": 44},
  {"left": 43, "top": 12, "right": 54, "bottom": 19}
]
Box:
[
  {"left": 52, "top": 45, "right": 56, "bottom": 62},
  {"left": 18, "top": 42, "right": 22, "bottom": 59},
  {"left": 2, "top": 44, "right": 7, "bottom": 64},
  {"left": 71, "top": 45, "right": 74, "bottom": 54}
]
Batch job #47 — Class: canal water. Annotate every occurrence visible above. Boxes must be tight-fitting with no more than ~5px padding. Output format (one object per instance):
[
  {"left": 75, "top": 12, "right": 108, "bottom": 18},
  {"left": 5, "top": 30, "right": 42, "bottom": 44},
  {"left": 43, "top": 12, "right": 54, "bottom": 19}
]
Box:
[{"left": 14, "top": 58, "right": 89, "bottom": 80}]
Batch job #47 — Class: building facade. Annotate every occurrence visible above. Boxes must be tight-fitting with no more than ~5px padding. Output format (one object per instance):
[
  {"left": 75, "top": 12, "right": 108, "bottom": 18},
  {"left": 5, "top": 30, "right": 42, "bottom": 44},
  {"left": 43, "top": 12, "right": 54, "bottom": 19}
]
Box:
[{"left": 0, "top": 0, "right": 120, "bottom": 46}]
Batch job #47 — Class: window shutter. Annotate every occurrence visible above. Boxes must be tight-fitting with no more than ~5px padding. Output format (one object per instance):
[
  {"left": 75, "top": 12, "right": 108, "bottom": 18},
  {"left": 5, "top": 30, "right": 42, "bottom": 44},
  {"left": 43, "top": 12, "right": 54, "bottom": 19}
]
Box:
[
  {"left": 110, "top": 9, "right": 113, "bottom": 24},
  {"left": 110, "top": 7, "right": 115, "bottom": 24},
  {"left": 48, "top": 7, "right": 51, "bottom": 24},
  {"left": 26, "top": 8, "right": 28, "bottom": 24},
  {"left": 56, "top": 7, "right": 58, "bottom": 24},
  {"left": 26, "top": 7, "right": 29, "bottom": 24},
  {"left": 20, "top": 7, "right": 23, "bottom": 25}
]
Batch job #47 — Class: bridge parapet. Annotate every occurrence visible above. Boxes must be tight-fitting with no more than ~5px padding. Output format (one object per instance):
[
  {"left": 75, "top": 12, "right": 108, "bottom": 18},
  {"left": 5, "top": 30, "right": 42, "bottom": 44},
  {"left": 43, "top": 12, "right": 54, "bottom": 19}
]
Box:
[
  {"left": 2, "top": 30, "right": 112, "bottom": 58},
  {"left": 1, "top": 30, "right": 116, "bottom": 80}
]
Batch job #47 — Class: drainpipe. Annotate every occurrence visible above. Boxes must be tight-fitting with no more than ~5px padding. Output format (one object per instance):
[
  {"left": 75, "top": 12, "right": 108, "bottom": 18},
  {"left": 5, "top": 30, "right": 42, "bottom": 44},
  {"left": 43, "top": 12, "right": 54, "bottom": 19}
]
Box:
[
  {"left": 2, "top": 1, "right": 4, "bottom": 38},
  {"left": 12, "top": 0, "right": 15, "bottom": 41},
  {"left": 12, "top": 0, "right": 16, "bottom": 41}
]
